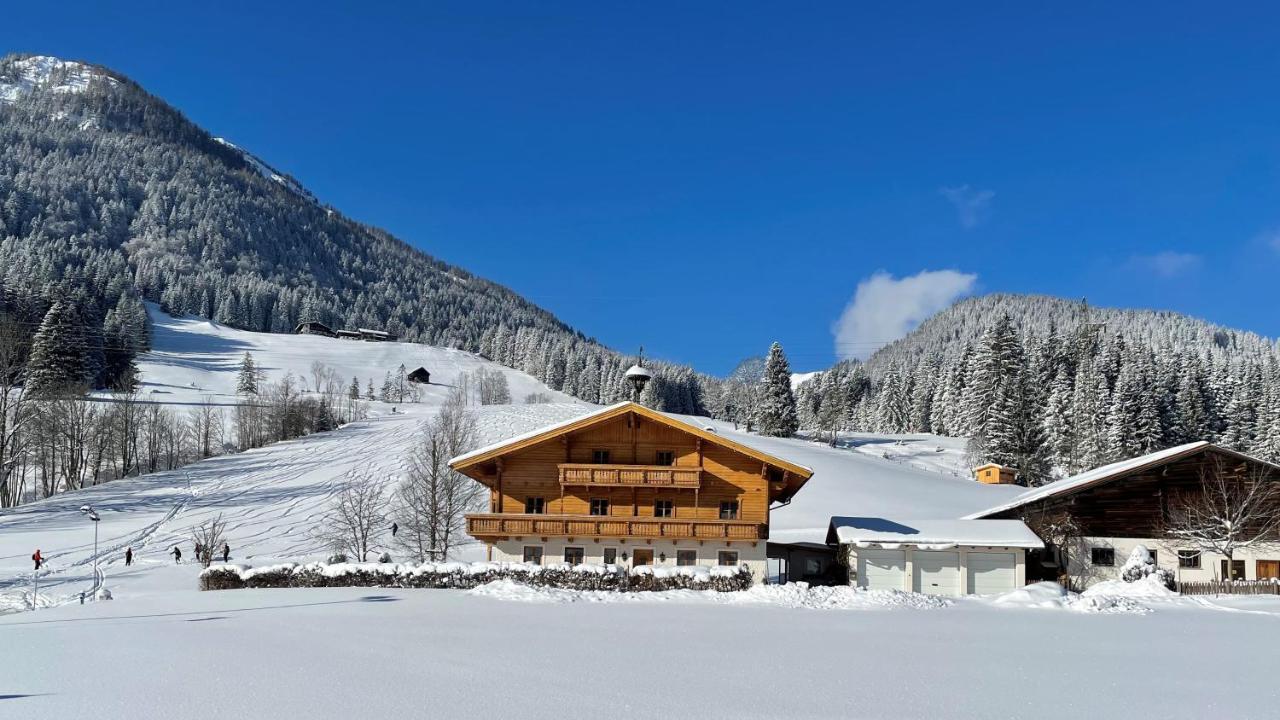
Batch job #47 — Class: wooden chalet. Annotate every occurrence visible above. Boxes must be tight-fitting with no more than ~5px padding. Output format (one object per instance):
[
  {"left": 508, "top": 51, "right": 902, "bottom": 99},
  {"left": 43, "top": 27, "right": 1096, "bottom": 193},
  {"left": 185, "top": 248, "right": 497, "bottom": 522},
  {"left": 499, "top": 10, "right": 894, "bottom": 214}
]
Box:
[
  {"left": 449, "top": 402, "right": 814, "bottom": 578},
  {"left": 967, "top": 442, "right": 1280, "bottom": 585},
  {"left": 358, "top": 328, "right": 396, "bottom": 342},
  {"left": 407, "top": 367, "right": 431, "bottom": 384},
  {"left": 336, "top": 329, "right": 362, "bottom": 340},
  {"left": 293, "top": 321, "right": 337, "bottom": 338}
]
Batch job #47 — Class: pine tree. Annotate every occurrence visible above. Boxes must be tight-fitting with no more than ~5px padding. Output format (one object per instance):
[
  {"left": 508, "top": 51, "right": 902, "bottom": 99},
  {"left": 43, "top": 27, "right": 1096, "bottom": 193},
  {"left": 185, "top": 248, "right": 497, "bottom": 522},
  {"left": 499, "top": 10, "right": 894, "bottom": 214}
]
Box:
[
  {"left": 24, "top": 300, "right": 94, "bottom": 396},
  {"left": 236, "top": 352, "right": 258, "bottom": 395},
  {"left": 755, "top": 342, "right": 798, "bottom": 437},
  {"left": 348, "top": 376, "right": 360, "bottom": 401},
  {"left": 366, "top": 379, "right": 376, "bottom": 401}
]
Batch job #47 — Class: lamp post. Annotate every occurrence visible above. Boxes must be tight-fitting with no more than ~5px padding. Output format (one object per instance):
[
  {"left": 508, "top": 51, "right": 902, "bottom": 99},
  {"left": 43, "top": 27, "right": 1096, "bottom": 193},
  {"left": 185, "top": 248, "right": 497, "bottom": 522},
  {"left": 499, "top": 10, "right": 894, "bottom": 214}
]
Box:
[
  {"left": 80, "top": 505, "right": 101, "bottom": 596},
  {"left": 624, "top": 348, "right": 653, "bottom": 403}
]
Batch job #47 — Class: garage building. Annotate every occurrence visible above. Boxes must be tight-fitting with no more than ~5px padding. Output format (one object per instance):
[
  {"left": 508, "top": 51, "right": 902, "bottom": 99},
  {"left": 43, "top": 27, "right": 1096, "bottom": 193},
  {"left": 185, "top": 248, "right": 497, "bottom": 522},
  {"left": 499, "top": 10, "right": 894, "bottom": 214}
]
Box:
[{"left": 826, "top": 517, "right": 1043, "bottom": 597}]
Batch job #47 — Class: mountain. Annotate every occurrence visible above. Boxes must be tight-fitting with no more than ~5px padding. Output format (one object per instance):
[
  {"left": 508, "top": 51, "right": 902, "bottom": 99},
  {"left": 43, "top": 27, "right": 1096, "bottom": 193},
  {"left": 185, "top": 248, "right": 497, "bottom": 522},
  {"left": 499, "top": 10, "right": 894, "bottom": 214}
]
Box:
[
  {"left": 794, "top": 293, "right": 1280, "bottom": 482},
  {"left": 0, "top": 54, "right": 712, "bottom": 411}
]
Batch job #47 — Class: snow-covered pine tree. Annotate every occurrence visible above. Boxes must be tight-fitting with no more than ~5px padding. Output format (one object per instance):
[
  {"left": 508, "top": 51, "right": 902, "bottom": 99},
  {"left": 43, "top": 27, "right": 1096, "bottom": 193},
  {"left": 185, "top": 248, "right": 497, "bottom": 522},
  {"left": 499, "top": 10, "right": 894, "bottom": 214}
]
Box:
[
  {"left": 349, "top": 376, "right": 360, "bottom": 401},
  {"left": 24, "top": 300, "right": 95, "bottom": 396},
  {"left": 755, "top": 342, "right": 798, "bottom": 437},
  {"left": 235, "top": 352, "right": 258, "bottom": 395}
]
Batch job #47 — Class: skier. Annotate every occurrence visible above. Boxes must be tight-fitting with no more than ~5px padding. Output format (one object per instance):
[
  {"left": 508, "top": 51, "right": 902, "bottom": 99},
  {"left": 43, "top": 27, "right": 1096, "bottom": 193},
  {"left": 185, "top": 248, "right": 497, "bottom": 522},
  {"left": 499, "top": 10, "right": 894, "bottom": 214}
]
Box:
[
  {"left": 391, "top": 522, "right": 398, "bottom": 538},
  {"left": 32, "top": 549, "right": 42, "bottom": 571},
  {"left": 171, "top": 545, "right": 182, "bottom": 564},
  {"left": 125, "top": 547, "right": 133, "bottom": 566},
  {"left": 222, "top": 543, "right": 230, "bottom": 563}
]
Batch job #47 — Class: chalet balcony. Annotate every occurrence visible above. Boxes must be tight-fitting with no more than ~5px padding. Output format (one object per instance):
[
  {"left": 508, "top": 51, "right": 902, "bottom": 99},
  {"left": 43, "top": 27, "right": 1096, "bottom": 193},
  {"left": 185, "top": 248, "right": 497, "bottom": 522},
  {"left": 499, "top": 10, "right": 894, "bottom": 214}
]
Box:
[
  {"left": 465, "top": 513, "right": 766, "bottom": 541},
  {"left": 557, "top": 463, "right": 702, "bottom": 489}
]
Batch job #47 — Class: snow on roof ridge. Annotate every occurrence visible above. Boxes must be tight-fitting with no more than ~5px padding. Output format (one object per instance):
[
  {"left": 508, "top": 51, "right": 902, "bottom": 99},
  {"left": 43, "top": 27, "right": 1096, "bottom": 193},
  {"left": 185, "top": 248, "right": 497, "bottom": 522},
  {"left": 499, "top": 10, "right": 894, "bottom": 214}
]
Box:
[
  {"left": 827, "top": 516, "right": 1044, "bottom": 548},
  {"left": 962, "top": 441, "right": 1213, "bottom": 519}
]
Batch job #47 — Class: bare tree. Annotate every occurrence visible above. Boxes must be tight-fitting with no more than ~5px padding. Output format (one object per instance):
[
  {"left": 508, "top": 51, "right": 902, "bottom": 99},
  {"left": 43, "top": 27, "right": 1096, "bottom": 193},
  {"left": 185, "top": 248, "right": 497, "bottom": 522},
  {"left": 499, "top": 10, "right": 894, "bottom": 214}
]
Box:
[
  {"left": 191, "top": 513, "right": 229, "bottom": 568},
  {"left": 0, "top": 317, "right": 32, "bottom": 506},
  {"left": 1162, "top": 455, "right": 1280, "bottom": 578},
  {"left": 393, "top": 393, "right": 479, "bottom": 561},
  {"left": 316, "top": 473, "right": 388, "bottom": 561},
  {"left": 472, "top": 367, "right": 511, "bottom": 405}
]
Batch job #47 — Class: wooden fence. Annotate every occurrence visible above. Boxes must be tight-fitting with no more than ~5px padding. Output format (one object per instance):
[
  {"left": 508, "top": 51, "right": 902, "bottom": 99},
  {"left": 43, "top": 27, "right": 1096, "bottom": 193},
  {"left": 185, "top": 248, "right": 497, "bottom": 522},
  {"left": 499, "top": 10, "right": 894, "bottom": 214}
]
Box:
[{"left": 1177, "top": 580, "right": 1280, "bottom": 596}]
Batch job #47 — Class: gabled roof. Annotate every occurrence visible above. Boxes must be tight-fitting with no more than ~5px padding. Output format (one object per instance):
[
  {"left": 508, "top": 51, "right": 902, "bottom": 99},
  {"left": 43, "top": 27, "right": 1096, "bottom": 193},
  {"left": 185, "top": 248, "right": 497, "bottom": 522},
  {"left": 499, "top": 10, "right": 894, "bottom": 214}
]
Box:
[
  {"left": 826, "top": 516, "right": 1043, "bottom": 549},
  {"left": 964, "top": 441, "right": 1279, "bottom": 519},
  {"left": 449, "top": 402, "right": 814, "bottom": 499}
]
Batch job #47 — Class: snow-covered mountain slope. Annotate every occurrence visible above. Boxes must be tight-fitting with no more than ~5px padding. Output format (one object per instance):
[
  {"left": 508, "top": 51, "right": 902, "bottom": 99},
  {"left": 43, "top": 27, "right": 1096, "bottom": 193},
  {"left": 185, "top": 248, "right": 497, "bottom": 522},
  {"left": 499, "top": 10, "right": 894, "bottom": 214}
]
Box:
[
  {"left": 0, "top": 55, "right": 117, "bottom": 103},
  {"left": 130, "top": 303, "right": 577, "bottom": 408},
  {"left": 212, "top": 137, "right": 316, "bottom": 201}
]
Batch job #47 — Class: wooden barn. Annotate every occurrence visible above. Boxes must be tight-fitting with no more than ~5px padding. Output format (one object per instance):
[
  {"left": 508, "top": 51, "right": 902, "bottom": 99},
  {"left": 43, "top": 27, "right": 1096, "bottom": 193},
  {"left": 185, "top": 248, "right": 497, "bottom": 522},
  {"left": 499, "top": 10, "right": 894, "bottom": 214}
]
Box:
[
  {"left": 407, "top": 367, "right": 431, "bottom": 384},
  {"left": 449, "top": 402, "right": 814, "bottom": 581},
  {"left": 293, "top": 321, "right": 336, "bottom": 338},
  {"left": 336, "top": 329, "right": 361, "bottom": 340},
  {"left": 967, "top": 442, "right": 1280, "bottom": 586},
  {"left": 358, "top": 328, "right": 396, "bottom": 342}
]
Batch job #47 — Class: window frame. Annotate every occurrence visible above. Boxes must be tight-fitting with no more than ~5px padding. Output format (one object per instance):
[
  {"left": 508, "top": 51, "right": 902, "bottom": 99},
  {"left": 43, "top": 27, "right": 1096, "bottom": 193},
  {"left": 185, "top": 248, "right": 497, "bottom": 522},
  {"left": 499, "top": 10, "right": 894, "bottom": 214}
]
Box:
[
  {"left": 717, "top": 550, "right": 739, "bottom": 567},
  {"left": 1177, "top": 550, "right": 1201, "bottom": 569},
  {"left": 676, "top": 549, "right": 698, "bottom": 566},
  {"left": 719, "top": 500, "right": 740, "bottom": 520},
  {"left": 1090, "top": 547, "right": 1115, "bottom": 567},
  {"left": 602, "top": 547, "right": 618, "bottom": 565},
  {"left": 655, "top": 450, "right": 676, "bottom": 466},
  {"left": 653, "top": 499, "right": 674, "bottom": 518},
  {"left": 591, "top": 449, "right": 611, "bottom": 464},
  {"left": 589, "top": 497, "right": 610, "bottom": 516},
  {"left": 564, "top": 546, "right": 585, "bottom": 566},
  {"left": 522, "top": 546, "right": 543, "bottom": 565},
  {"left": 524, "top": 497, "right": 545, "bottom": 514}
]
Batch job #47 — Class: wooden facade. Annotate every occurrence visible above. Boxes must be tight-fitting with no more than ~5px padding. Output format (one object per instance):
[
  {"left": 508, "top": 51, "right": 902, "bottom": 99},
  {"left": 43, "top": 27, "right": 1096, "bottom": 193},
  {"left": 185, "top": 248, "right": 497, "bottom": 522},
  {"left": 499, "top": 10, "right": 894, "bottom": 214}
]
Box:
[{"left": 452, "top": 403, "right": 813, "bottom": 548}]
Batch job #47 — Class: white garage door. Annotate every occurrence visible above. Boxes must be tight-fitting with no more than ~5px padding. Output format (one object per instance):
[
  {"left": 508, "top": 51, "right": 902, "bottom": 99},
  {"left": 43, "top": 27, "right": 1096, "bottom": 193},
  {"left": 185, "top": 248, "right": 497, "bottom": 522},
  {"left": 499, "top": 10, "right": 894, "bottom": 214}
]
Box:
[
  {"left": 912, "top": 551, "right": 961, "bottom": 597},
  {"left": 858, "top": 549, "right": 906, "bottom": 591},
  {"left": 966, "top": 552, "right": 1016, "bottom": 596}
]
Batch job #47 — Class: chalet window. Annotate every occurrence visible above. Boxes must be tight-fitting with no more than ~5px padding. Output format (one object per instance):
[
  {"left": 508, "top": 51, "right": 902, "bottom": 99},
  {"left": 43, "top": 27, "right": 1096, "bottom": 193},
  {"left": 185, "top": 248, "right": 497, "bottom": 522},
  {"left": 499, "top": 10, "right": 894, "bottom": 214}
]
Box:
[
  {"left": 524, "top": 497, "right": 545, "bottom": 514},
  {"left": 1178, "top": 550, "right": 1201, "bottom": 569},
  {"left": 1147, "top": 550, "right": 1158, "bottom": 566},
  {"left": 805, "top": 558, "right": 824, "bottom": 576},
  {"left": 654, "top": 500, "right": 674, "bottom": 518},
  {"left": 603, "top": 547, "right": 618, "bottom": 565},
  {"left": 590, "top": 498, "right": 609, "bottom": 516},
  {"left": 655, "top": 450, "right": 675, "bottom": 466},
  {"left": 592, "top": 449, "right": 610, "bottom": 464},
  {"left": 719, "top": 501, "right": 739, "bottom": 520},
  {"left": 676, "top": 549, "right": 697, "bottom": 566},
  {"left": 523, "top": 546, "right": 543, "bottom": 565},
  {"left": 717, "top": 550, "right": 739, "bottom": 566},
  {"left": 1090, "top": 547, "right": 1115, "bottom": 567},
  {"left": 564, "top": 547, "right": 585, "bottom": 566}
]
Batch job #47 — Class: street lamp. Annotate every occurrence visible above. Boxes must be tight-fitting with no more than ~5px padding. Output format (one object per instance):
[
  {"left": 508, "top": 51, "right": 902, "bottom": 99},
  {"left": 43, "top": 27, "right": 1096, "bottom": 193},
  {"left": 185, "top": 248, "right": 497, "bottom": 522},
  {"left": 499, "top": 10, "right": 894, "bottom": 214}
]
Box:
[
  {"left": 624, "top": 348, "right": 653, "bottom": 402},
  {"left": 80, "top": 505, "right": 101, "bottom": 596}
]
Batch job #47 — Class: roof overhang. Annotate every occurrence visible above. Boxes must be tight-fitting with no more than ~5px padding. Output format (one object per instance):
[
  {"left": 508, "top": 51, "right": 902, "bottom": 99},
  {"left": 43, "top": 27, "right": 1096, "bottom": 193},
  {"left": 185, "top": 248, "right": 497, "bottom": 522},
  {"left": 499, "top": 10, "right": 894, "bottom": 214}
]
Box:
[{"left": 825, "top": 516, "right": 1044, "bottom": 549}]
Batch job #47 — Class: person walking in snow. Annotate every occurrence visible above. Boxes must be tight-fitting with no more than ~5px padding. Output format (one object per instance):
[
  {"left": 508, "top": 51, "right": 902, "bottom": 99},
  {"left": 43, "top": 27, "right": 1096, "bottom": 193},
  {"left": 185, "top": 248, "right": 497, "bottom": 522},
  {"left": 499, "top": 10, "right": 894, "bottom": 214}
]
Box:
[
  {"left": 32, "top": 549, "right": 42, "bottom": 571},
  {"left": 391, "top": 522, "right": 398, "bottom": 538},
  {"left": 125, "top": 547, "right": 133, "bottom": 566},
  {"left": 222, "top": 543, "right": 230, "bottom": 563},
  {"left": 171, "top": 546, "right": 182, "bottom": 564}
]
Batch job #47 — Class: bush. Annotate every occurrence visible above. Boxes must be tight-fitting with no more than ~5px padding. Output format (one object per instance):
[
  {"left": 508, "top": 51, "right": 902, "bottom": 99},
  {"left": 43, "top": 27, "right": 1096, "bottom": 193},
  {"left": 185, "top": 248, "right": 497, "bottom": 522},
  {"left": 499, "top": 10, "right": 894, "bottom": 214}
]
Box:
[
  {"left": 328, "top": 553, "right": 348, "bottom": 564},
  {"left": 1120, "top": 546, "right": 1176, "bottom": 589},
  {"left": 378, "top": 552, "right": 392, "bottom": 563},
  {"left": 200, "top": 560, "right": 753, "bottom": 593}
]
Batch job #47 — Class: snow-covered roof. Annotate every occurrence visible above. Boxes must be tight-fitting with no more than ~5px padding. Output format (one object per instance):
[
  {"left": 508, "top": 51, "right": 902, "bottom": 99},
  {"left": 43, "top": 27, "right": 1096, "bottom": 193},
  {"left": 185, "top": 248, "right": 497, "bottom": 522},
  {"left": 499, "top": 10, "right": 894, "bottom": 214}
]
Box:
[
  {"left": 826, "top": 517, "right": 1043, "bottom": 549},
  {"left": 963, "top": 442, "right": 1215, "bottom": 519},
  {"left": 624, "top": 364, "right": 652, "bottom": 378}
]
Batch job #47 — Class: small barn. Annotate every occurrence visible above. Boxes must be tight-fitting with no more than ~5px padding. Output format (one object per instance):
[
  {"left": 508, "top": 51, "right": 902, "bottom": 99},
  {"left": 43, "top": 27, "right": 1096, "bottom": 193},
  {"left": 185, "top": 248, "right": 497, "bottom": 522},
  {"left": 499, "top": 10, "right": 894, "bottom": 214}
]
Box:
[
  {"left": 408, "top": 367, "right": 431, "bottom": 384},
  {"left": 294, "top": 321, "right": 336, "bottom": 338},
  {"left": 336, "top": 330, "right": 361, "bottom": 340},
  {"left": 358, "top": 328, "right": 396, "bottom": 342}
]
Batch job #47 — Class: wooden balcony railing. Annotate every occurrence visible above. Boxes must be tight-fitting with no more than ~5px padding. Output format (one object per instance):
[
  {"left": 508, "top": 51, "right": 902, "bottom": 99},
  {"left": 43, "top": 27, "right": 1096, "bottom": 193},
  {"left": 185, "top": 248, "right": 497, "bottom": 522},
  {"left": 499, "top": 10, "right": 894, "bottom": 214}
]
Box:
[
  {"left": 557, "top": 463, "right": 702, "bottom": 488},
  {"left": 465, "top": 513, "right": 765, "bottom": 541}
]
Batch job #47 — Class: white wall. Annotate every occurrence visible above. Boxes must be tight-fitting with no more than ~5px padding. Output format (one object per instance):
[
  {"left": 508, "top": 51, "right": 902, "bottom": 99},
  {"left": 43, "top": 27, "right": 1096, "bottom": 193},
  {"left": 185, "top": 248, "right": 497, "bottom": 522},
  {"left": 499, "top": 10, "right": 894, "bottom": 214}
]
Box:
[
  {"left": 488, "top": 539, "right": 767, "bottom": 582},
  {"left": 1067, "top": 536, "right": 1280, "bottom": 587}
]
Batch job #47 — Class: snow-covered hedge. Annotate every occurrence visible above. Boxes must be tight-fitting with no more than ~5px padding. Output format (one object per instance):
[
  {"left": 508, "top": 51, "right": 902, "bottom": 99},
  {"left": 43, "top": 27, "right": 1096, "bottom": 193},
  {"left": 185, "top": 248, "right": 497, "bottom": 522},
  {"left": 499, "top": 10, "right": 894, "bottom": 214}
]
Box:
[{"left": 199, "top": 561, "right": 753, "bottom": 593}]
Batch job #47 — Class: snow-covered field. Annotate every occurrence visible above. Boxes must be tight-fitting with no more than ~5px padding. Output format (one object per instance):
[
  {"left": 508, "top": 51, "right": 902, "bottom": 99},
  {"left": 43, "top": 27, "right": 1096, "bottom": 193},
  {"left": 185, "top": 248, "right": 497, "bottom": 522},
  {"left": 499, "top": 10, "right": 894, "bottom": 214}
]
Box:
[{"left": 3, "top": 310, "right": 1279, "bottom": 718}]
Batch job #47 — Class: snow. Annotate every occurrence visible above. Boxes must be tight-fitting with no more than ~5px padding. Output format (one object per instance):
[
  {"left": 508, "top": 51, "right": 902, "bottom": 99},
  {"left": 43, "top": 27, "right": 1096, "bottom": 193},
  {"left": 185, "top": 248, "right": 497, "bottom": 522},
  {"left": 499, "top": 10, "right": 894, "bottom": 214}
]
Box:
[
  {"left": 827, "top": 516, "right": 1044, "bottom": 548},
  {"left": 964, "top": 441, "right": 1212, "bottom": 519},
  {"left": 790, "top": 370, "right": 820, "bottom": 389},
  {"left": 0, "top": 55, "right": 117, "bottom": 104},
  {"left": 1082, "top": 575, "right": 1179, "bottom": 600},
  {"left": 212, "top": 137, "right": 317, "bottom": 201}
]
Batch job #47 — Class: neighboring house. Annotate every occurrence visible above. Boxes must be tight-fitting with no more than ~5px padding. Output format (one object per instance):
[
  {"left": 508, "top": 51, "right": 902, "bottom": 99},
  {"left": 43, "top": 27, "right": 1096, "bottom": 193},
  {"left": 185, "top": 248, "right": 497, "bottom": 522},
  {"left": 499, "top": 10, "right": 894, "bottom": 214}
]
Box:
[
  {"left": 336, "top": 329, "right": 362, "bottom": 340},
  {"left": 449, "top": 402, "right": 814, "bottom": 581},
  {"left": 407, "top": 367, "right": 431, "bottom": 384},
  {"left": 358, "top": 328, "right": 396, "bottom": 342},
  {"left": 966, "top": 442, "right": 1280, "bottom": 586},
  {"left": 826, "top": 517, "right": 1042, "bottom": 597},
  {"left": 293, "top": 321, "right": 337, "bottom": 338}
]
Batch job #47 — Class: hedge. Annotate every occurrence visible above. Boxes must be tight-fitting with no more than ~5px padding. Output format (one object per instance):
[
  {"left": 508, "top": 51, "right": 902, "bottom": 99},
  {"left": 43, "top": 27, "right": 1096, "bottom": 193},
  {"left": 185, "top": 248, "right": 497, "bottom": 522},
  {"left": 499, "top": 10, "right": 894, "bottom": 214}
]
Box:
[{"left": 200, "top": 560, "right": 753, "bottom": 593}]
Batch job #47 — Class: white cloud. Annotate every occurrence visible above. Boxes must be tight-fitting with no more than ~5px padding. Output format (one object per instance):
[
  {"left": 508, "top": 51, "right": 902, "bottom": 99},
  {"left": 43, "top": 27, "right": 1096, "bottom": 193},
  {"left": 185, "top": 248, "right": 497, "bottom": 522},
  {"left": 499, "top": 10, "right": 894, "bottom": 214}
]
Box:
[
  {"left": 833, "top": 270, "right": 978, "bottom": 360},
  {"left": 939, "top": 185, "right": 994, "bottom": 229},
  {"left": 1129, "top": 251, "right": 1201, "bottom": 278}
]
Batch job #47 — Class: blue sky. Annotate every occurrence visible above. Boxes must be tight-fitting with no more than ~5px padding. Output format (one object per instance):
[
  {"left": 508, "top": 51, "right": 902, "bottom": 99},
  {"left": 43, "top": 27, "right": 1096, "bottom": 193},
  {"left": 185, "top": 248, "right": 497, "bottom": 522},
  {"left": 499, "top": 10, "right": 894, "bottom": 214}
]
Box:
[{"left": 6, "top": 2, "right": 1280, "bottom": 374}]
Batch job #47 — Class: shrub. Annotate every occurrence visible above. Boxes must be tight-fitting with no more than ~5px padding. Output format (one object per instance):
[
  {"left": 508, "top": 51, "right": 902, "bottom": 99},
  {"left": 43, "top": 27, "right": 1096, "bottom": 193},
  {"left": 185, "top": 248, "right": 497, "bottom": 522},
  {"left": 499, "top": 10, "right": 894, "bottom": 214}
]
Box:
[
  {"left": 379, "top": 552, "right": 393, "bottom": 563},
  {"left": 328, "top": 553, "right": 348, "bottom": 564}
]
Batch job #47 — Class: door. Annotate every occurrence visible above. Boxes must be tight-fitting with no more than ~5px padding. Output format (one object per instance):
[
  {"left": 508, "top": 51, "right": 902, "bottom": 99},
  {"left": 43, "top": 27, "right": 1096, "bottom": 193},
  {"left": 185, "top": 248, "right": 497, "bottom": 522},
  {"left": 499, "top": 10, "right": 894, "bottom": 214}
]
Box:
[
  {"left": 1256, "top": 560, "right": 1280, "bottom": 580},
  {"left": 857, "top": 549, "right": 906, "bottom": 591},
  {"left": 966, "top": 552, "right": 1017, "bottom": 595},
  {"left": 632, "top": 548, "right": 653, "bottom": 566},
  {"left": 913, "top": 551, "right": 961, "bottom": 596}
]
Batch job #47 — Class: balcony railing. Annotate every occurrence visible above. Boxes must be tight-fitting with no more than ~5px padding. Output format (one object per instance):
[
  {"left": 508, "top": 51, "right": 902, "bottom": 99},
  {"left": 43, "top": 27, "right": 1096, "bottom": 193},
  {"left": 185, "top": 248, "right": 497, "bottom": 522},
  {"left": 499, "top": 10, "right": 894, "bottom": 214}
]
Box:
[
  {"left": 465, "top": 513, "right": 765, "bottom": 541},
  {"left": 557, "top": 463, "right": 702, "bottom": 488}
]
